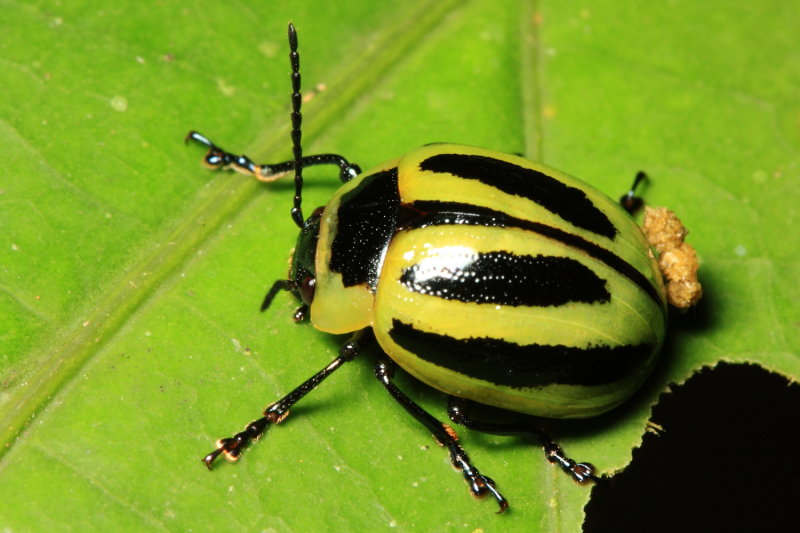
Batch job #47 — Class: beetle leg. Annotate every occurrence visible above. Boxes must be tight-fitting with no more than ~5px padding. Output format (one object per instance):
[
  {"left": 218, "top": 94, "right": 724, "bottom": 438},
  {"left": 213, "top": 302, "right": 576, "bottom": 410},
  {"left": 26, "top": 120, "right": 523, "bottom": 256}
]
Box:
[
  {"left": 260, "top": 279, "right": 294, "bottom": 311},
  {"left": 619, "top": 170, "right": 648, "bottom": 214},
  {"left": 202, "top": 328, "right": 372, "bottom": 469},
  {"left": 185, "top": 131, "right": 361, "bottom": 184},
  {"left": 374, "top": 359, "right": 509, "bottom": 513},
  {"left": 447, "top": 396, "right": 599, "bottom": 484}
]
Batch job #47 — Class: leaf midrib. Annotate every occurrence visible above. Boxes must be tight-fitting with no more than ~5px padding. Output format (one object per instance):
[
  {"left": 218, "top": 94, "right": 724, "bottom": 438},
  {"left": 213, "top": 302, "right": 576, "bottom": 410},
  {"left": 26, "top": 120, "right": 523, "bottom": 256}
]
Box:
[{"left": 0, "top": 0, "right": 468, "bottom": 464}]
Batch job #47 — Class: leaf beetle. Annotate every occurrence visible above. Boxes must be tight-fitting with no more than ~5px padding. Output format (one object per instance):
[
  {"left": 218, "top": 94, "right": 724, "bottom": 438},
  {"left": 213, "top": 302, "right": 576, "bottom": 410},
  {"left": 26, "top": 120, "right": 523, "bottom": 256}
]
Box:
[{"left": 187, "top": 23, "right": 693, "bottom": 512}]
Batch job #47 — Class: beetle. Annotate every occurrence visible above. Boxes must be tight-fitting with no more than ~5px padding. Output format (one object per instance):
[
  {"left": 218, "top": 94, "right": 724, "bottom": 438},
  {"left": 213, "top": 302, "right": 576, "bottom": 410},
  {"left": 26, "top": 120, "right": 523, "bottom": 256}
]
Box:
[{"left": 187, "top": 23, "right": 668, "bottom": 512}]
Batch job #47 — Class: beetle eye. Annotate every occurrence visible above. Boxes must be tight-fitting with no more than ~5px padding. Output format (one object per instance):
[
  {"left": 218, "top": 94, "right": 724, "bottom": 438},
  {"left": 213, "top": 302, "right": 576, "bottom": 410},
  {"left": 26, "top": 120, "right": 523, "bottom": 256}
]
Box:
[{"left": 298, "top": 275, "right": 316, "bottom": 305}]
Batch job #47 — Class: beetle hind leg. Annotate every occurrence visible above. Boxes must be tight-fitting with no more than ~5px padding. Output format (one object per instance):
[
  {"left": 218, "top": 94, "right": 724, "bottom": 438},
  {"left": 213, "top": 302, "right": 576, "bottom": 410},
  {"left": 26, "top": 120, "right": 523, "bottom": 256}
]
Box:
[
  {"left": 374, "top": 359, "right": 509, "bottom": 513},
  {"left": 447, "top": 396, "right": 599, "bottom": 484}
]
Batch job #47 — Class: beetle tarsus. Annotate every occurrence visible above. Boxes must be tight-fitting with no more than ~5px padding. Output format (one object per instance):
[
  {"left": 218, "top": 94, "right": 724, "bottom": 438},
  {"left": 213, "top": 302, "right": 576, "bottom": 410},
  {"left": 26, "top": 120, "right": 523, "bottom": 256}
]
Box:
[
  {"left": 569, "top": 463, "right": 597, "bottom": 484},
  {"left": 449, "top": 444, "right": 509, "bottom": 513},
  {"left": 186, "top": 130, "right": 283, "bottom": 179},
  {"left": 543, "top": 440, "right": 599, "bottom": 484},
  {"left": 292, "top": 304, "right": 309, "bottom": 322},
  {"left": 447, "top": 397, "right": 601, "bottom": 485},
  {"left": 203, "top": 416, "right": 273, "bottom": 469}
]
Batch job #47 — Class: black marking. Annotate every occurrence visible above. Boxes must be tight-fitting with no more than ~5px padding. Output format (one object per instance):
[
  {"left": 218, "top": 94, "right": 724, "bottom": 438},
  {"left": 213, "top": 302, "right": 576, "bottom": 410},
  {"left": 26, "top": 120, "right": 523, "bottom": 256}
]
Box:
[
  {"left": 400, "top": 251, "right": 610, "bottom": 307},
  {"left": 419, "top": 153, "right": 617, "bottom": 239},
  {"left": 389, "top": 319, "right": 655, "bottom": 388},
  {"left": 330, "top": 168, "right": 400, "bottom": 289},
  {"left": 405, "top": 201, "right": 664, "bottom": 309}
]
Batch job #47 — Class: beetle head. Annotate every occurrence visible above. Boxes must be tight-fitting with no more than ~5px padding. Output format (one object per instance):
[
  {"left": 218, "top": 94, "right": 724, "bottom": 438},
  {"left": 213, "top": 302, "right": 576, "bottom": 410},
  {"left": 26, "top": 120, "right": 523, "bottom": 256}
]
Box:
[{"left": 289, "top": 206, "right": 324, "bottom": 306}]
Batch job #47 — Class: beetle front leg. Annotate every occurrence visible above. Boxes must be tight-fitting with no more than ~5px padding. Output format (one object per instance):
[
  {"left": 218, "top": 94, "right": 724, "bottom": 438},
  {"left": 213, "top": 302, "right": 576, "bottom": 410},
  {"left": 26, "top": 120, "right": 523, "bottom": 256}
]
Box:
[
  {"left": 203, "top": 329, "right": 373, "bottom": 468},
  {"left": 185, "top": 131, "right": 361, "bottom": 184},
  {"left": 447, "top": 397, "right": 599, "bottom": 484},
  {"left": 374, "top": 359, "right": 508, "bottom": 513}
]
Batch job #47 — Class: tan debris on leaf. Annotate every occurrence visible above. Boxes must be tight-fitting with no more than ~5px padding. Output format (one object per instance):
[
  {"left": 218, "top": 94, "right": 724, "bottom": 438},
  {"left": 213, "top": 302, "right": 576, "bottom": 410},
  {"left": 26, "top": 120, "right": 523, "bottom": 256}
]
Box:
[{"left": 642, "top": 207, "right": 702, "bottom": 308}]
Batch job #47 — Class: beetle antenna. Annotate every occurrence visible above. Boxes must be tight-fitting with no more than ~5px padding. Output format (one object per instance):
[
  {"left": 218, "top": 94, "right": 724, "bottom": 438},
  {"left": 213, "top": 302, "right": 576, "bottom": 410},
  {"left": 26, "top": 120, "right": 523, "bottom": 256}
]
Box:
[{"left": 288, "top": 23, "right": 305, "bottom": 228}]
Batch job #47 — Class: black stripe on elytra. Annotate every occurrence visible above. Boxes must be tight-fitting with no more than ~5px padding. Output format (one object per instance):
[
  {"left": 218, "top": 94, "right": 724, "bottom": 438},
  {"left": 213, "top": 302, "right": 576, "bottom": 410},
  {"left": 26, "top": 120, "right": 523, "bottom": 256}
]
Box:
[
  {"left": 419, "top": 153, "right": 617, "bottom": 239},
  {"left": 389, "top": 319, "right": 655, "bottom": 388},
  {"left": 330, "top": 167, "right": 400, "bottom": 289},
  {"left": 399, "top": 251, "right": 610, "bottom": 307},
  {"left": 402, "top": 200, "right": 663, "bottom": 308}
]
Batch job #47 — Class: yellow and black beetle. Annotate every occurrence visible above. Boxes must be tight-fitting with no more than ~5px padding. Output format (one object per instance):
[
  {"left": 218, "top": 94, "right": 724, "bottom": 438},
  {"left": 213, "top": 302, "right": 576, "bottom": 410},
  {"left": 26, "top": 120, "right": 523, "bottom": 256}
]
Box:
[{"left": 188, "top": 23, "right": 673, "bottom": 513}]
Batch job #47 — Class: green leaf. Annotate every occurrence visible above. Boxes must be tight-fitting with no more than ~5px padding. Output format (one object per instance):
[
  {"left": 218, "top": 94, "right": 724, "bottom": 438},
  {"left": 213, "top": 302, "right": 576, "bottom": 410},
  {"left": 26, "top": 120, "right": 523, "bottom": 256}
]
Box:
[{"left": 1, "top": 1, "right": 798, "bottom": 531}]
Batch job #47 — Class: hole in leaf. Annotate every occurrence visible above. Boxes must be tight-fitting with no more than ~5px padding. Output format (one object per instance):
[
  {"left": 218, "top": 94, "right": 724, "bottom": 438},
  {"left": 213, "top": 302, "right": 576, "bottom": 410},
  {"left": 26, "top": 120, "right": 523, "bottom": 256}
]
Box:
[{"left": 584, "top": 362, "right": 800, "bottom": 533}]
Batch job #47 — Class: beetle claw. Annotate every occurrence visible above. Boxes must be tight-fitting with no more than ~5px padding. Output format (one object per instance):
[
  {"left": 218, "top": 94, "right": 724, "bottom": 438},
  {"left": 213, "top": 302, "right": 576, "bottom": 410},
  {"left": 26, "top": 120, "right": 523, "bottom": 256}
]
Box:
[
  {"left": 202, "top": 418, "right": 271, "bottom": 469},
  {"left": 471, "top": 473, "right": 509, "bottom": 513},
  {"left": 543, "top": 441, "right": 600, "bottom": 484},
  {"left": 202, "top": 447, "right": 225, "bottom": 470},
  {"left": 450, "top": 445, "right": 509, "bottom": 512},
  {"left": 569, "top": 462, "right": 597, "bottom": 484}
]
